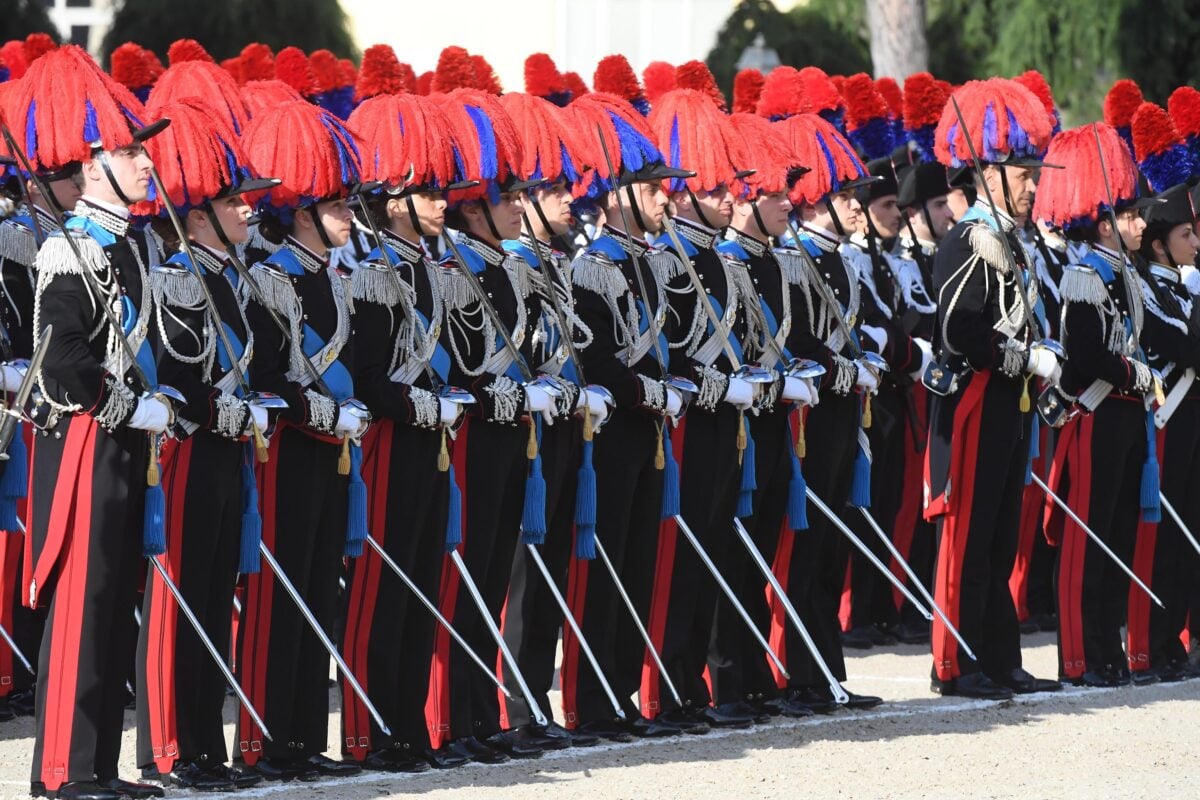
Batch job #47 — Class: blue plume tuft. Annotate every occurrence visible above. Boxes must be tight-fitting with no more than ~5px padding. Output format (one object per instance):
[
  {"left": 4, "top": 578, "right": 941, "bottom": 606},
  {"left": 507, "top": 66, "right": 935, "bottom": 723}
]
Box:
[
  {"left": 631, "top": 97, "right": 651, "bottom": 116},
  {"left": 849, "top": 116, "right": 896, "bottom": 162},
  {"left": 1140, "top": 145, "right": 1198, "bottom": 193},
  {"left": 909, "top": 125, "right": 937, "bottom": 162},
  {"left": 445, "top": 464, "right": 463, "bottom": 551},
  {"left": 83, "top": 100, "right": 101, "bottom": 145}
]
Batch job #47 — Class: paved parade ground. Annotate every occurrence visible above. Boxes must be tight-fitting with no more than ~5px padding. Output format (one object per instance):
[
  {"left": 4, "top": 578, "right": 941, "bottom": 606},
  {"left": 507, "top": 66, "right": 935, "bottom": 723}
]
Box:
[{"left": 0, "top": 632, "right": 1194, "bottom": 800}]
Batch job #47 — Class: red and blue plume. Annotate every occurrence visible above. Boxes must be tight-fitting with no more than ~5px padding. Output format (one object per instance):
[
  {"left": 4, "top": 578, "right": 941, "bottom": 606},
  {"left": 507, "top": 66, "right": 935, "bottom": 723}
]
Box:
[
  {"left": 435, "top": 88, "right": 522, "bottom": 204},
  {"left": 1013, "top": 70, "right": 1060, "bottom": 135},
  {"left": 593, "top": 55, "right": 647, "bottom": 115},
  {"left": 642, "top": 61, "right": 676, "bottom": 105},
  {"left": 432, "top": 46, "right": 476, "bottom": 94},
  {"left": 355, "top": 45, "right": 410, "bottom": 100},
  {"left": 310, "top": 49, "right": 355, "bottom": 119},
  {"left": 500, "top": 92, "right": 589, "bottom": 194},
  {"left": 728, "top": 112, "right": 800, "bottom": 197},
  {"left": 733, "top": 69, "right": 764, "bottom": 114},
  {"left": 471, "top": 54, "right": 502, "bottom": 94},
  {"left": 524, "top": 53, "right": 571, "bottom": 107},
  {"left": 797, "top": 67, "right": 844, "bottom": 132},
  {"left": 1, "top": 42, "right": 28, "bottom": 80},
  {"left": 23, "top": 33, "right": 56, "bottom": 66},
  {"left": 348, "top": 93, "right": 459, "bottom": 191},
  {"left": 167, "top": 39, "right": 213, "bottom": 65},
  {"left": 1103, "top": 79, "right": 1143, "bottom": 154},
  {"left": 874, "top": 77, "right": 904, "bottom": 145},
  {"left": 241, "top": 79, "right": 304, "bottom": 120},
  {"left": 241, "top": 100, "right": 365, "bottom": 218},
  {"left": 648, "top": 89, "right": 745, "bottom": 194},
  {"left": 148, "top": 59, "right": 251, "bottom": 136},
  {"left": 0, "top": 60, "right": 8, "bottom": 84},
  {"left": 110, "top": 43, "right": 155, "bottom": 103},
  {"left": 275, "top": 47, "right": 316, "bottom": 99},
  {"left": 934, "top": 78, "right": 1053, "bottom": 168},
  {"left": 13, "top": 44, "right": 149, "bottom": 173},
  {"left": 1167, "top": 86, "right": 1200, "bottom": 161},
  {"left": 1033, "top": 123, "right": 1139, "bottom": 231},
  {"left": 674, "top": 60, "right": 726, "bottom": 111},
  {"left": 842, "top": 73, "right": 895, "bottom": 161},
  {"left": 902, "top": 72, "right": 946, "bottom": 161},
  {"left": 571, "top": 92, "right": 666, "bottom": 200},
  {"left": 339, "top": 60, "right": 358, "bottom": 95},
  {"left": 756, "top": 66, "right": 803, "bottom": 121},
  {"left": 563, "top": 71, "right": 589, "bottom": 100},
  {"left": 775, "top": 112, "right": 866, "bottom": 205},
  {"left": 238, "top": 43, "right": 275, "bottom": 83},
  {"left": 1132, "top": 101, "right": 1198, "bottom": 193}
]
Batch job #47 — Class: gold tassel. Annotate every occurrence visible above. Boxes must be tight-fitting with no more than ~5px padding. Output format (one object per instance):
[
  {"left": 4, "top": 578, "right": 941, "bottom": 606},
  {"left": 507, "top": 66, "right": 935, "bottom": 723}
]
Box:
[
  {"left": 253, "top": 424, "right": 270, "bottom": 464},
  {"left": 146, "top": 437, "right": 159, "bottom": 487},
  {"left": 1154, "top": 375, "right": 1166, "bottom": 407},
  {"left": 736, "top": 411, "right": 747, "bottom": 466},
  {"left": 655, "top": 423, "right": 665, "bottom": 470},
  {"left": 437, "top": 428, "right": 450, "bottom": 472},
  {"left": 338, "top": 437, "right": 351, "bottom": 475},
  {"left": 795, "top": 414, "right": 807, "bottom": 459},
  {"left": 583, "top": 406, "right": 594, "bottom": 443},
  {"left": 1019, "top": 374, "right": 1032, "bottom": 413},
  {"left": 527, "top": 417, "right": 538, "bottom": 460},
  {"left": 862, "top": 393, "right": 873, "bottom": 429}
]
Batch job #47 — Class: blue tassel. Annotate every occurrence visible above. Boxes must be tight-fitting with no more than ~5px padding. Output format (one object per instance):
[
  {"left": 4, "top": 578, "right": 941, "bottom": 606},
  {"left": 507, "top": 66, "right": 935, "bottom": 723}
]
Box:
[
  {"left": 239, "top": 446, "right": 262, "bottom": 574},
  {"left": 445, "top": 464, "right": 462, "bottom": 551},
  {"left": 736, "top": 420, "right": 756, "bottom": 518},
  {"left": 344, "top": 443, "right": 368, "bottom": 557},
  {"left": 849, "top": 442, "right": 872, "bottom": 509},
  {"left": 660, "top": 427, "right": 680, "bottom": 519},
  {"left": 1024, "top": 412, "right": 1040, "bottom": 486},
  {"left": 0, "top": 422, "right": 26, "bottom": 531},
  {"left": 574, "top": 439, "right": 597, "bottom": 559},
  {"left": 786, "top": 425, "right": 809, "bottom": 531},
  {"left": 1140, "top": 410, "right": 1161, "bottom": 523},
  {"left": 143, "top": 475, "right": 166, "bottom": 557},
  {"left": 522, "top": 419, "right": 547, "bottom": 545}
]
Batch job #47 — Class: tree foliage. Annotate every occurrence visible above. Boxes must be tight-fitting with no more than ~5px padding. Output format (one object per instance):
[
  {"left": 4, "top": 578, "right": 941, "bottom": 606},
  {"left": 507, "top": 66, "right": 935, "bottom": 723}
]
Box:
[{"left": 0, "top": 0, "right": 59, "bottom": 45}]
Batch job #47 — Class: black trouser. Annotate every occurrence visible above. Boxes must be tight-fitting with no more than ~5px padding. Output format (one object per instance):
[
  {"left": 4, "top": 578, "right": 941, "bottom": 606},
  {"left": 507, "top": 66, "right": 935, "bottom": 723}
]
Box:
[
  {"left": 342, "top": 420, "right": 447, "bottom": 757},
  {"left": 561, "top": 409, "right": 662, "bottom": 725},
  {"left": 235, "top": 426, "right": 348, "bottom": 763},
  {"left": 500, "top": 418, "right": 579, "bottom": 729},
  {"left": 137, "top": 434, "right": 243, "bottom": 771},
  {"left": 709, "top": 404, "right": 792, "bottom": 705},
  {"left": 30, "top": 417, "right": 146, "bottom": 790},
  {"left": 928, "top": 370, "right": 1029, "bottom": 682}
]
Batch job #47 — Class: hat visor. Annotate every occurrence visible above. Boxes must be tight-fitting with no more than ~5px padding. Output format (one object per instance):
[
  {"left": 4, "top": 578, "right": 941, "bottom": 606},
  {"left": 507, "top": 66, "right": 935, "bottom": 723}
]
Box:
[
  {"left": 506, "top": 176, "right": 549, "bottom": 192},
  {"left": 215, "top": 177, "right": 281, "bottom": 198},
  {"left": 996, "top": 156, "right": 1064, "bottom": 170},
  {"left": 734, "top": 169, "right": 757, "bottom": 181},
  {"left": 347, "top": 180, "right": 384, "bottom": 198},
  {"left": 619, "top": 162, "right": 696, "bottom": 186},
  {"left": 132, "top": 118, "right": 171, "bottom": 143},
  {"left": 1129, "top": 195, "right": 1167, "bottom": 211},
  {"left": 839, "top": 174, "right": 883, "bottom": 193}
]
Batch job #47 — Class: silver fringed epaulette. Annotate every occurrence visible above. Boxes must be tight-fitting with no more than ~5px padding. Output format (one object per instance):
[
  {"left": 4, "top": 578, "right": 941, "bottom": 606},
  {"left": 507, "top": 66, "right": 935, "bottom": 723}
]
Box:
[
  {"left": 1059, "top": 263, "right": 1109, "bottom": 306},
  {"left": 248, "top": 262, "right": 301, "bottom": 320},
  {"left": 335, "top": 267, "right": 355, "bottom": 315},
  {"left": 773, "top": 247, "right": 812, "bottom": 289},
  {"left": 0, "top": 219, "right": 38, "bottom": 268},
  {"left": 351, "top": 260, "right": 405, "bottom": 307},
  {"left": 439, "top": 262, "right": 479, "bottom": 312},
  {"left": 246, "top": 224, "right": 282, "bottom": 255},
  {"left": 646, "top": 246, "right": 687, "bottom": 285},
  {"left": 967, "top": 223, "right": 1011, "bottom": 274},
  {"left": 34, "top": 230, "right": 107, "bottom": 281},
  {"left": 571, "top": 250, "right": 629, "bottom": 301},
  {"left": 150, "top": 262, "right": 205, "bottom": 310}
]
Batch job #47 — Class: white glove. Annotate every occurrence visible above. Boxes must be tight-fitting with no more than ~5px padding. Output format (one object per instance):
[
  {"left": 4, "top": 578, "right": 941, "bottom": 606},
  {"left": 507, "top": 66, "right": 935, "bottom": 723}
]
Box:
[
  {"left": 782, "top": 376, "right": 813, "bottom": 405},
  {"left": 909, "top": 338, "right": 933, "bottom": 381},
  {"left": 245, "top": 404, "right": 269, "bottom": 433},
  {"left": 1026, "top": 348, "right": 1059, "bottom": 380},
  {"left": 524, "top": 385, "right": 553, "bottom": 413},
  {"left": 665, "top": 385, "right": 683, "bottom": 417},
  {"left": 128, "top": 396, "right": 170, "bottom": 433},
  {"left": 439, "top": 398, "right": 463, "bottom": 426},
  {"left": 860, "top": 324, "right": 888, "bottom": 354},
  {"left": 855, "top": 362, "right": 880, "bottom": 392},
  {"left": 581, "top": 388, "right": 609, "bottom": 427},
  {"left": 335, "top": 408, "right": 364, "bottom": 436},
  {"left": 0, "top": 365, "right": 23, "bottom": 391},
  {"left": 723, "top": 377, "right": 754, "bottom": 411}
]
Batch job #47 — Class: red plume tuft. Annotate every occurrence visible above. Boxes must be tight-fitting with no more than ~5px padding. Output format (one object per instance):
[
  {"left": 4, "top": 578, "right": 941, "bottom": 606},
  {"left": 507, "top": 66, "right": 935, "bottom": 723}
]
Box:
[
  {"left": 732, "top": 69, "right": 764, "bottom": 114},
  {"left": 524, "top": 53, "right": 567, "bottom": 99},
  {"left": 593, "top": 55, "right": 642, "bottom": 102},
  {"left": 1013, "top": 70, "right": 1056, "bottom": 118},
  {"left": 432, "top": 46, "right": 476, "bottom": 93},
  {"left": 830, "top": 75, "right": 846, "bottom": 95},
  {"left": 1167, "top": 86, "right": 1200, "bottom": 141},
  {"left": 148, "top": 59, "right": 251, "bottom": 134},
  {"left": 875, "top": 77, "right": 903, "bottom": 121},
  {"left": 674, "top": 60, "right": 726, "bottom": 111},
  {"left": 348, "top": 93, "right": 460, "bottom": 190},
  {"left": 756, "top": 66, "right": 804, "bottom": 120},
  {"left": 167, "top": 39, "right": 213, "bottom": 65},
  {"left": 470, "top": 54, "right": 502, "bottom": 94},
  {"left": 220, "top": 57, "right": 241, "bottom": 84},
  {"left": 841, "top": 73, "right": 888, "bottom": 129},
  {"left": 570, "top": 92, "right": 659, "bottom": 188},
  {"left": 356, "top": 44, "right": 406, "bottom": 100},
  {"left": 145, "top": 50, "right": 165, "bottom": 82},
  {"left": 728, "top": 112, "right": 802, "bottom": 196},
  {"left": 238, "top": 43, "right": 275, "bottom": 82},
  {"left": 775, "top": 112, "right": 865, "bottom": 206},
  {"left": 642, "top": 61, "right": 676, "bottom": 104},
  {"left": 1132, "top": 102, "right": 1183, "bottom": 161},
  {"left": 934, "top": 78, "right": 1053, "bottom": 167},
  {"left": 241, "top": 79, "right": 304, "bottom": 119},
  {"left": 1, "top": 41, "right": 28, "bottom": 80},
  {"left": 309, "top": 49, "right": 343, "bottom": 93},
  {"left": 415, "top": 71, "right": 434, "bottom": 96},
  {"left": 1103, "top": 79, "right": 1144, "bottom": 130},
  {"left": 648, "top": 89, "right": 746, "bottom": 193},
  {"left": 500, "top": 92, "right": 592, "bottom": 193},
  {"left": 1033, "top": 123, "right": 1138, "bottom": 227},
  {"left": 394, "top": 62, "right": 416, "bottom": 94},
  {"left": 563, "top": 71, "right": 589, "bottom": 100},
  {"left": 274, "top": 47, "right": 316, "bottom": 97},
  {"left": 434, "top": 88, "right": 522, "bottom": 202},
  {"left": 23, "top": 33, "right": 56, "bottom": 65},
  {"left": 797, "top": 66, "right": 842, "bottom": 117},
  {"left": 902, "top": 72, "right": 947, "bottom": 129},
  {"left": 339, "top": 59, "right": 358, "bottom": 91},
  {"left": 110, "top": 43, "right": 153, "bottom": 90}
]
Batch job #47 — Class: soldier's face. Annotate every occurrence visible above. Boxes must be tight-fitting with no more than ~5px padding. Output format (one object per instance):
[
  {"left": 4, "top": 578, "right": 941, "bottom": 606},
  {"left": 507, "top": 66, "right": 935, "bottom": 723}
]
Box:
[
  {"left": 868, "top": 194, "right": 902, "bottom": 238},
  {"left": 990, "top": 165, "right": 1035, "bottom": 217},
  {"left": 408, "top": 191, "right": 447, "bottom": 236},
  {"left": 1115, "top": 208, "right": 1145, "bottom": 251},
  {"left": 207, "top": 194, "right": 252, "bottom": 244},
  {"left": 32, "top": 175, "right": 82, "bottom": 214},
  {"left": 925, "top": 196, "right": 954, "bottom": 237},
  {"left": 486, "top": 191, "right": 525, "bottom": 240},
  {"left": 1160, "top": 222, "right": 1200, "bottom": 265},
  {"left": 314, "top": 198, "right": 354, "bottom": 247},
  {"left": 754, "top": 192, "right": 793, "bottom": 237},
  {"left": 525, "top": 181, "right": 573, "bottom": 236},
  {"left": 86, "top": 143, "right": 152, "bottom": 205},
  {"left": 692, "top": 184, "right": 734, "bottom": 226},
  {"left": 946, "top": 188, "right": 971, "bottom": 221},
  {"left": 632, "top": 181, "right": 667, "bottom": 233},
  {"left": 829, "top": 190, "right": 862, "bottom": 233}
]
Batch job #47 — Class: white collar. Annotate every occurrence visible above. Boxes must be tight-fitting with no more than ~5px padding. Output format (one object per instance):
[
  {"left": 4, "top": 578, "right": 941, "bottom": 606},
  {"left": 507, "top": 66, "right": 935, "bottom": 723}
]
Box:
[{"left": 80, "top": 194, "right": 130, "bottom": 220}]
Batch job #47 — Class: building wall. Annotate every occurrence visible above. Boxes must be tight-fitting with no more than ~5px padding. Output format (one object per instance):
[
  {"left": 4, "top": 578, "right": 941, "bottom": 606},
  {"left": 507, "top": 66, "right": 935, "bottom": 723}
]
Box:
[{"left": 44, "top": 0, "right": 115, "bottom": 55}]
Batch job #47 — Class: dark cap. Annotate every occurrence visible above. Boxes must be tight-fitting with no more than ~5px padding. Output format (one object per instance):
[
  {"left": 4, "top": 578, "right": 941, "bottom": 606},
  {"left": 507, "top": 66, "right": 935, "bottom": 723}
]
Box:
[{"left": 897, "top": 162, "right": 951, "bottom": 209}]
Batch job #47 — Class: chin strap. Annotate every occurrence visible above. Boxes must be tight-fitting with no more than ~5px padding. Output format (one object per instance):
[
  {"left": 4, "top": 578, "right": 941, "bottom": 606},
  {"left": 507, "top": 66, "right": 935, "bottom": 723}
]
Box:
[
  {"left": 479, "top": 201, "right": 504, "bottom": 242},
  {"left": 999, "top": 169, "right": 1017, "bottom": 220},
  {"left": 531, "top": 197, "right": 556, "bottom": 241},
  {"left": 405, "top": 194, "right": 426, "bottom": 239},
  {"left": 624, "top": 185, "right": 650, "bottom": 234},
  {"left": 308, "top": 205, "right": 336, "bottom": 250},
  {"left": 920, "top": 202, "right": 938, "bottom": 241},
  {"left": 206, "top": 204, "right": 234, "bottom": 251},
  {"left": 686, "top": 189, "right": 717, "bottom": 230},
  {"left": 751, "top": 198, "right": 771, "bottom": 240},
  {"left": 827, "top": 201, "right": 847, "bottom": 238},
  {"left": 94, "top": 149, "right": 134, "bottom": 207}
]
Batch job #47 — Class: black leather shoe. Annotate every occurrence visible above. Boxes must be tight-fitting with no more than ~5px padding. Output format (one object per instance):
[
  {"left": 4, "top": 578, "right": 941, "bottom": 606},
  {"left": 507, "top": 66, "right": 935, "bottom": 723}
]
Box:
[
  {"left": 205, "top": 763, "right": 263, "bottom": 789},
  {"left": 99, "top": 778, "right": 165, "bottom": 798},
  {"left": 1130, "top": 668, "right": 1161, "bottom": 686},
  {"left": 361, "top": 749, "right": 430, "bottom": 773},
  {"left": 1169, "top": 659, "right": 1200, "bottom": 681},
  {"left": 32, "top": 782, "right": 124, "bottom": 800},
  {"left": 842, "top": 691, "right": 884, "bottom": 710},
  {"left": 1019, "top": 617, "right": 1040, "bottom": 634},
  {"left": 716, "top": 701, "right": 770, "bottom": 724},
  {"left": 994, "top": 668, "right": 1061, "bottom": 694},
  {"left": 931, "top": 672, "right": 1014, "bottom": 700},
  {"left": 306, "top": 753, "right": 362, "bottom": 777},
  {"left": 449, "top": 736, "right": 509, "bottom": 765},
  {"left": 485, "top": 730, "right": 543, "bottom": 759},
  {"left": 1108, "top": 666, "right": 1132, "bottom": 686},
  {"left": 1069, "top": 670, "right": 1119, "bottom": 688},
  {"left": 423, "top": 745, "right": 470, "bottom": 770},
  {"left": 760, "top": 695, "right": 815, "bottom": 718},
  {"left": 864, "top": 625, "right": 898, "bottom": 646},
  {"left": 8, "top": 687, "right": 35, "bottom": 716},
  {"left": 561, "top": 722, "right": 600, "bottom": 747},
  {"left": 516, "top": 722, "right": 571, "bottom": 750},
  {"left": 697, "top": 704, "right": 754, "bottom": 728},
  {"left": 0, "top": 698, "right": 13, "bottom": 722},
  {"left": 158, "top": 762, "right": 235, "bottom": 791},
  {"left": 655, "top": 708, "right": 710, "bottom": 735},
  {"left": 788, "top": 688, "right": 838, "bottom": 714},
  {"left": 893, "top": 622, "right": 931, "bottom": 645},
  {"left": 576, "top": 719, "right": 635, "bottom": 743},
  {"left": 250, "top": 758, "right": 302, "bottom": 782},
  {"left": 840, "top": 627, "right": 874, "bottom": 649},
  {"left": 625, "top": 714, "right": 682, "bottom": 738}
]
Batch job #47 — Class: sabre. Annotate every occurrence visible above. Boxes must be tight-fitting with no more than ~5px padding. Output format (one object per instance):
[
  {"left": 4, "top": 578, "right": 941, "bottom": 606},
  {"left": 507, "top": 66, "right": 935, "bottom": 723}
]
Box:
[
  {"left": 0, "top": 618, "right": 32, "bottom": 676},
  {"left": 782, "top": 220, "right": 866, "bottom": 361},
  {"left": 804, "top": 487, "right": 933, "bottom": 619},
  {"left": 1030, "top": 473, "right": 1163, "bottom": 607},
  {"left": 1158, "top": 493, "right": 1200, "bottom": 559},
  {"left": 855, "top": 508, "right": 976, "bottom": 661},
  {"left": 525, "top": 541, "right": 625, "bottom": 720},
  {"left": 257, "top": 543, "right": 392, "bottom": 734},
  {"left": 593, "top": 534, "right": 681, "bottom": 706},
  {"left": 1090, "top": 123, "right": 1146, "bottom": 349},
  {"left": 363, "top": 534, "right": 512, "bottom": 699},
  {"left": 0, "top": 325, "right": 52, "bottom": 458},
  {"left": 148, "top": 555, "right": 271, "bottom": 740},
  {"left": 673, "top": 513, "right": 789, "bottom": 679},
  {"left": 731, "top": 518, "right": 846, "bottom": 704},
  {"left": 448, "top": 549, "right": 549, "bottom": 727}
]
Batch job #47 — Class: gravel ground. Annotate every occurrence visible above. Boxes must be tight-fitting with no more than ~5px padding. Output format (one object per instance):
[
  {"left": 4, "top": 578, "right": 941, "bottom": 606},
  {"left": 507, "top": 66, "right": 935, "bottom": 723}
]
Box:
[{"left": 0, "top": 632, "right": 1195, "bottom": 799}]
